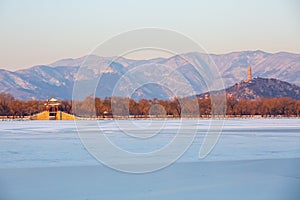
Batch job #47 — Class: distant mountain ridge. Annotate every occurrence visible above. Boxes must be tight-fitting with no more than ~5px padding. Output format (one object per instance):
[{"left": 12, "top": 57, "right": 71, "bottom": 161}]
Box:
[{"left": 0, "top": 50, "right": 300, "bottom": 100}]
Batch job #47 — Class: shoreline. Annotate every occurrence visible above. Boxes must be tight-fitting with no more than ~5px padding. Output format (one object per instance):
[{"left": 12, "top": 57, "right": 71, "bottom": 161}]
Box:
[{"left": 1, "top": 115, "right": 300, "bottom": 121}]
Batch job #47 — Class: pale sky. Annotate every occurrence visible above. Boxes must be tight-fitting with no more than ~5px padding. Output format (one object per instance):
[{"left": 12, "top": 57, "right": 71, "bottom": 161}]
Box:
[{"left": 0, "top": 0, "right": 299, "bottom": 70}]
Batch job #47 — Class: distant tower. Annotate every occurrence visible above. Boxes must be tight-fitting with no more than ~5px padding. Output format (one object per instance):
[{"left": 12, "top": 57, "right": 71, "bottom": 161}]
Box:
[{"left": 245, "top": 65, "right": 252, "bottom": 82}]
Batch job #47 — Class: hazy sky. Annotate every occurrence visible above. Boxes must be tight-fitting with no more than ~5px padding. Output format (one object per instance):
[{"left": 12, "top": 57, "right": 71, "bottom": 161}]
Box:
[{"left": 0, "top": 0, "right": 299, "bottom": 70}]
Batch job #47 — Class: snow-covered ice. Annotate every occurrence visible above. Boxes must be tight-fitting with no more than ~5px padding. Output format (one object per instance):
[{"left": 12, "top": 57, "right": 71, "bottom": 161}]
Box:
[{"left": 0, "top": 119, "right": 299, "bottom": 199}]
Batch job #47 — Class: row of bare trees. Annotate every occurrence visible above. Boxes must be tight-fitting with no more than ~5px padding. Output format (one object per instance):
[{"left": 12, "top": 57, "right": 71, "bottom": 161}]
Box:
[
  {"left": 64, "top": 95, "right": 300, "bottom": 117},
  {"left": 1, "top": 93, "right": 300, "bottom": 118},
  {"left": 73, "top": 96, "right": 183, "bottom": 117},
  {"left": 226, "top": 97, "right": 300, "bottom": 116}
]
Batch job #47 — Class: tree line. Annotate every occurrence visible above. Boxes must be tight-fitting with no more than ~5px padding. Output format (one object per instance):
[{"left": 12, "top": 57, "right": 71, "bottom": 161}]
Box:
[{"left": 1, "top": 93, "right": 300, "bottom": 118}]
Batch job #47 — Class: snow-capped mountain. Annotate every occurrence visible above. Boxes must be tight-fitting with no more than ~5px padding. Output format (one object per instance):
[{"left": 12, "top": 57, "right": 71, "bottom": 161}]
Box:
[{"left": 0, "top": 50, "right": 299, "bottom": 100}]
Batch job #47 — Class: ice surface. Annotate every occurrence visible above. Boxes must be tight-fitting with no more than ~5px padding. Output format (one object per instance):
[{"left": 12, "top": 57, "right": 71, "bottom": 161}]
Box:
[
  {"left": 1, "top": 119, "right": 299, "bottom": 168},
  {"left": 0, "top": 159, "right": 299, "bottom": 200},
  {"left": 0, "top": 119, "right": 299, "bottom": 199}
]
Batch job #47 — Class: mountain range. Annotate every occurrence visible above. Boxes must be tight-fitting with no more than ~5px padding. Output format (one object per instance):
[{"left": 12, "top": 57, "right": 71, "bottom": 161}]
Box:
[{"left": 1, "top": 50, "right": 300, "bottom": 100}]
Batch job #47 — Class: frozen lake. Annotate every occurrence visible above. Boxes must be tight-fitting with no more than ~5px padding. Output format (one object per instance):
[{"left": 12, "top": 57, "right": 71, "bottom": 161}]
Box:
[
  {"left": 1, "top": 118, "right": 300, "bottom": 168},
  {"left": 0, "top": 118, "right": 300, "bottom": 199}
]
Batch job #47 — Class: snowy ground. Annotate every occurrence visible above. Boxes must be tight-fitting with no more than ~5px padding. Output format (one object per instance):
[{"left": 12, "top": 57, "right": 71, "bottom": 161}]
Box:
[{"left": 0, "top": 119, "right": 299, "bottom": 199}]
